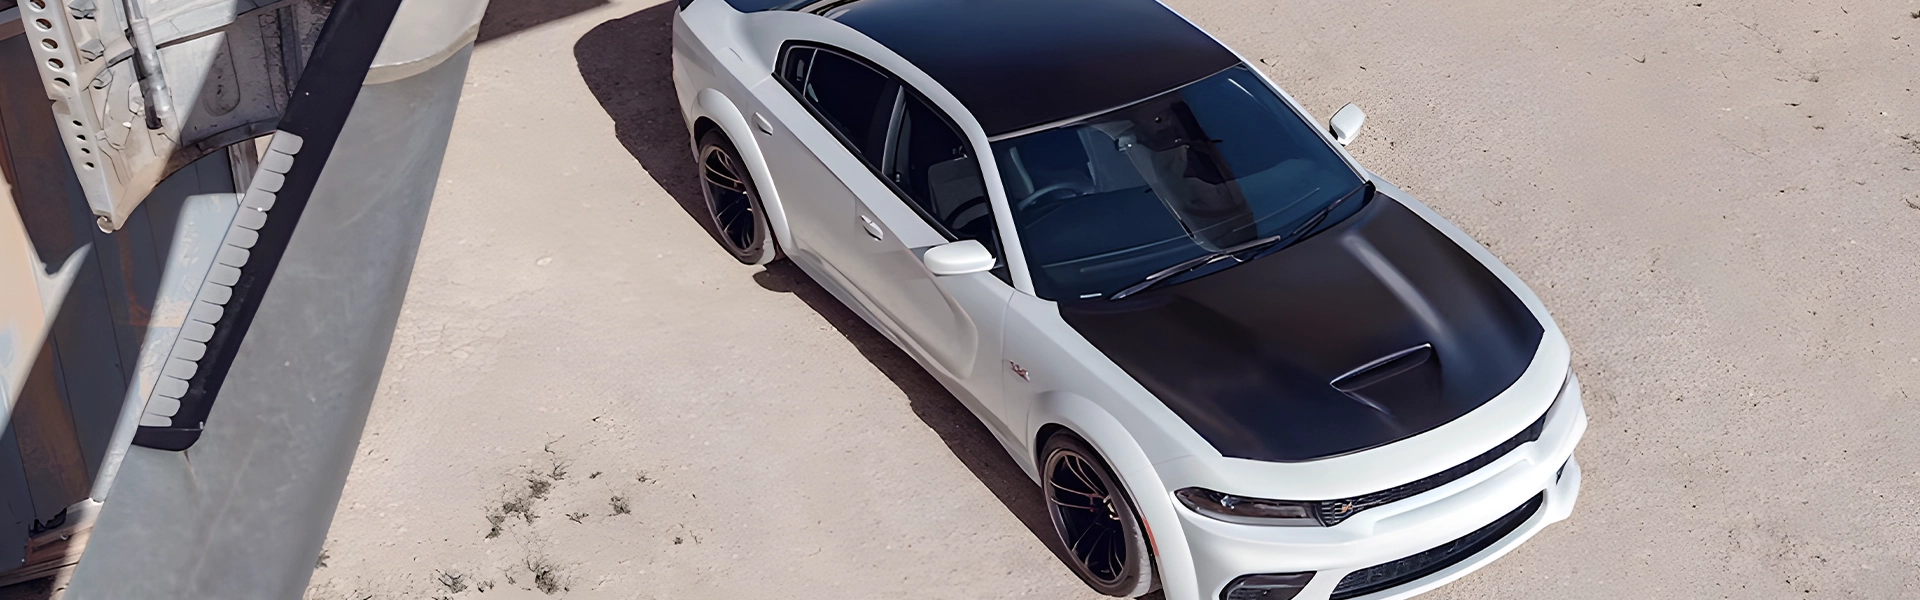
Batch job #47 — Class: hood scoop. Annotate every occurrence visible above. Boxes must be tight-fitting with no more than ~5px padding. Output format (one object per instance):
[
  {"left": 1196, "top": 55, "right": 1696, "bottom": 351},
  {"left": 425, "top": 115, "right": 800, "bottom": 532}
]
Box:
[{"left": 1330, "top": 344, "right": 1440, "bottom": 430}]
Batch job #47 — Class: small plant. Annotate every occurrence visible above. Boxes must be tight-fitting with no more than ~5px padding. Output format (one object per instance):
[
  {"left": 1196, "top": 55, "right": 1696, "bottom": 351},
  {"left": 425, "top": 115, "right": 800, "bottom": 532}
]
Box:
[
  {"left": 525, "top": 556, "right": 566, "bottom": 595},
  {"left": 436, "top": 570, "right": 469, "bottom": 594},
  {"left": 610, "top": 495, "right": 631, "bottom": 515},
  {"left": 588, "top": 471, "right": 602, "bottom": 479},
  {"left": 484, "top": 514, "right": 506, "bottom": 539},
  {"left": 487, "top": 464, "right": 571, "bottom": 538},
  {"left": 566, "top": 512, "right": 589, "bottom": 523},
  {"left": 502, "top": 496, "right": 537, "bottom": 524}
]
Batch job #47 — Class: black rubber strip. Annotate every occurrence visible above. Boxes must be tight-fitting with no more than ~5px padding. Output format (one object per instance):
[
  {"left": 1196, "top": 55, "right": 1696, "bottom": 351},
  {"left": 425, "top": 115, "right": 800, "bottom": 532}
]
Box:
[{"left": 133, "top": 0, "right": 407, "bottom": 451}]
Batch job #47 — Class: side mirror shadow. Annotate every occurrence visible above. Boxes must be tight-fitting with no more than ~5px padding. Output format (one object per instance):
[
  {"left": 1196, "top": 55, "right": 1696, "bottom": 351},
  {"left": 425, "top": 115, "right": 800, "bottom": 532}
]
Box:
[
  {"left": 923, "top": 240, "right": 996, "bottom": 276},
  {"left": 1329, "top": 103, "right": 1366, "bottom": 146}
]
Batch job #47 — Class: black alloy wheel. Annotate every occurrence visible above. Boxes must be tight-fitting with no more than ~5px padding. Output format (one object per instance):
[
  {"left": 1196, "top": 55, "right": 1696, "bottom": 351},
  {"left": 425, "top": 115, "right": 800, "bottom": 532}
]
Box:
[
  {"left": 1042, "top": 433, "right": 1158, "bottom": 597},
  {"left": 696, "top": 130, "right": 775, "bottom": 264}
]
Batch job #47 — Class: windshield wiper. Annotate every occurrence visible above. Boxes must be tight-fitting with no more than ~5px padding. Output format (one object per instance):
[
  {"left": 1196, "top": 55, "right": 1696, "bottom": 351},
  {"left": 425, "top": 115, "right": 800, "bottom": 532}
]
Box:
[
  {"left": 1242, "top": 180, "right": 1374, "bottom": 264},
  {"left": 1108, "top": 181, "right": 1373, "bottom": 301},
  {"left": 1109, "top": 234, "right": 1287, "bottom": 300},
  {"left": 1282, "top": 181, "right": 1371, "bottom": 246}
]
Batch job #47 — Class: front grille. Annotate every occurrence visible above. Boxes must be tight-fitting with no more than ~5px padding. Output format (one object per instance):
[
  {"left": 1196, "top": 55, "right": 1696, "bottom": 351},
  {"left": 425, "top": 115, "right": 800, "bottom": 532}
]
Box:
[
  {"left": 1330, "top": 493, "right": 1544, "bottom": 600},
  {"left": 1316, "top": 409, "right": 1548, "bottom": 526}
]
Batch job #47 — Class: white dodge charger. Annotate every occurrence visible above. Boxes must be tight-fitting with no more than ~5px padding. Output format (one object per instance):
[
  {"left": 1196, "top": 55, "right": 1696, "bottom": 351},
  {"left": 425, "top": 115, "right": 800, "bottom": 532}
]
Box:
[{"left": 669, "top": 0, "right": 1587, "bottom": 598}]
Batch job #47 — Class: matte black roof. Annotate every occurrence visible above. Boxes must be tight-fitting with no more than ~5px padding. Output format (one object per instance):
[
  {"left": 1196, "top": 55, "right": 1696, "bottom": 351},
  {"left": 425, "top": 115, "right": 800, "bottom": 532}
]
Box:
[{"left": 727, "top": 0, "right": 1241, "bottom": 136}]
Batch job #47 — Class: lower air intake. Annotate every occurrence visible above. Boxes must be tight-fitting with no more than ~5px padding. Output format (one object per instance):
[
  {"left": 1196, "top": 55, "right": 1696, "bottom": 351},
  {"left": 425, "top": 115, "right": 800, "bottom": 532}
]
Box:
[{"left": 1330, "top": 493, "right": 1543, "bottom": 600}]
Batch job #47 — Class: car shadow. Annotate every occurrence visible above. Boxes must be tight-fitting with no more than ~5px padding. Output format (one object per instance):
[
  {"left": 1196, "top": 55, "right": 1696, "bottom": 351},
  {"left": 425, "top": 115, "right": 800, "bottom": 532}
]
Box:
[
  {"left": 574, "top": 5, "right": 1173, "bottom": 594},
  {"left": 572, "top": 1, "right": 731, "bottom": 253},
  {"left": 748, "top": 264, "right": 1062, "bottom": 543},
  {"left": 478, "top": 0, "right": 610, "bottom": 43},
  {"left": 751, "top": 264, "right": 1164, "bottom": 600}
]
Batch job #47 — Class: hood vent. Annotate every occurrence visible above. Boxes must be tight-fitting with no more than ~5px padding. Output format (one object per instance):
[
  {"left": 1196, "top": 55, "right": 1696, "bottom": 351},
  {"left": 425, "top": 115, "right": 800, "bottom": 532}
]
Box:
[{"left": 1330, "top": 344, "right": 1441, "bottom": 429}]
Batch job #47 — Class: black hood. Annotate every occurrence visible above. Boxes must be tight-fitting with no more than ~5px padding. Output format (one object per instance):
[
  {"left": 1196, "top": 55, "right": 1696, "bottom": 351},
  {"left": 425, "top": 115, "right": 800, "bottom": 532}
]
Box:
[{"left": 1060, "top": 195, "right": 1544, "bottom": 462}]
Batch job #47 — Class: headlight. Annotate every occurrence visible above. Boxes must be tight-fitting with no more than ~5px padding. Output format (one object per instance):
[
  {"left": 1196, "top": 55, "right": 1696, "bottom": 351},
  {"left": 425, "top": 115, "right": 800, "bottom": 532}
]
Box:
[
  {"left": 1179, "top": 370, "right": 1575, "bottom": 530},
  {"left": 1174, "top": 487, "right": 1322, "bottom": 526}
]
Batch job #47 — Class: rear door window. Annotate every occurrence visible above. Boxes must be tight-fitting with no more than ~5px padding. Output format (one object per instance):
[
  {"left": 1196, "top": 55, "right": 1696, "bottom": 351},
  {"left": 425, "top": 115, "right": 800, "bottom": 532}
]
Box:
[{"left": 783, "top": 47, "right": 896, "bottom": 160}]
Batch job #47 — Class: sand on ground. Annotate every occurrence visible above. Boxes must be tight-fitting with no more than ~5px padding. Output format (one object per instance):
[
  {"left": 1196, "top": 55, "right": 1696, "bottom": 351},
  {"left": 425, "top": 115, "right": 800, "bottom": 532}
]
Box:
[{"left": 305, "top": 1, "right": 1920, "bottom": 598}]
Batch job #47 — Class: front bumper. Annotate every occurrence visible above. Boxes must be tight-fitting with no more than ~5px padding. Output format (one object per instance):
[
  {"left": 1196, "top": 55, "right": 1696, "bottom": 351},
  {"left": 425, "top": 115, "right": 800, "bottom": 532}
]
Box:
[{"left": 1174, "top": 385, "right": 1587, "bottom": 600}]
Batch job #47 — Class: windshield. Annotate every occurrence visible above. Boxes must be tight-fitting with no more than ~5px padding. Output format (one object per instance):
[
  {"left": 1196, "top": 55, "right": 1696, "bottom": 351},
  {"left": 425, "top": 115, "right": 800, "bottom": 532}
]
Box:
[{"left": 992, "top": 64, "right": 1367, "bottom": 300}]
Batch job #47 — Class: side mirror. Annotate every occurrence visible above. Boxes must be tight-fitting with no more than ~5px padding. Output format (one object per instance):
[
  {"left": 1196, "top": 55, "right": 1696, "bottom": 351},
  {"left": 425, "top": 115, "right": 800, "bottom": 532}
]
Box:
[
  {"left": 1329, "top": 103, "right": 1366, "bottom": 146},
  {"left": 923, "top": 240, "right": 996, "bottom": 276}
]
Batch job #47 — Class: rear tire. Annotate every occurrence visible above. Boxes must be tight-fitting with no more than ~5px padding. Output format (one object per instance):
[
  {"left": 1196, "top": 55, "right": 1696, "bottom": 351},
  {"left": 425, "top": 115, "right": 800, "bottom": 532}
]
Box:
[
  {"left": 1042, "top": 433, "right": 1159, "bottom": 597},
  {"left": 695, "top": 130, "right": 779, "bottom": 265}
]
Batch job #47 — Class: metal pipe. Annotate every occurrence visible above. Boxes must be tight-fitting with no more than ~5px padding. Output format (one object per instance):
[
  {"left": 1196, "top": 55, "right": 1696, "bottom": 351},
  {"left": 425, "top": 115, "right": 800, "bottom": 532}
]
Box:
[{"left": 118, "top": 0, "right": 174, "bottom": 129}]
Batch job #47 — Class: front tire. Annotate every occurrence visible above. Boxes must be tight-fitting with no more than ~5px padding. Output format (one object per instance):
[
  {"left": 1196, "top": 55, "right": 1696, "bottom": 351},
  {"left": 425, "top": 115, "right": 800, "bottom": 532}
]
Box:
[
  {"left": 695, "top": 130, "right": 778, "bottom": 265},
  {"left": 1042, "top": 433, "right": 1158, "bottom": 597}
]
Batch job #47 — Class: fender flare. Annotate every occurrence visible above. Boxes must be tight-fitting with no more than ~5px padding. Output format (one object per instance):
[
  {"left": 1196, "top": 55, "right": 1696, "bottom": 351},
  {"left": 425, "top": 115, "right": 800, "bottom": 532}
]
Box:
[
  {"left": 1031, "top": 392, "right": 1202, "bottom": 600},
  {"left": 690, "top": 88, "right": 792, "bottom": 260}
]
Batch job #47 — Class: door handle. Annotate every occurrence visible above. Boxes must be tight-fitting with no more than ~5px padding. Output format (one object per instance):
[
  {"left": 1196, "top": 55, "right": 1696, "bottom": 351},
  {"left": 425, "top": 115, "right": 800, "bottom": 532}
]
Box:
[
  {"left": 859, "top": 214, "right": 884, "bottom": 240},
  {"left": 753, "top": 113, "right": 773, "bottom": 135}
]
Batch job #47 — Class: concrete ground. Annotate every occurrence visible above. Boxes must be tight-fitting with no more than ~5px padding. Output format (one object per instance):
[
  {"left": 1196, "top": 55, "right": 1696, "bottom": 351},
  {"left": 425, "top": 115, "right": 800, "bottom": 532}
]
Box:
[{"left": 304, "top": 1, "right": 1920, "bottom": 599}]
